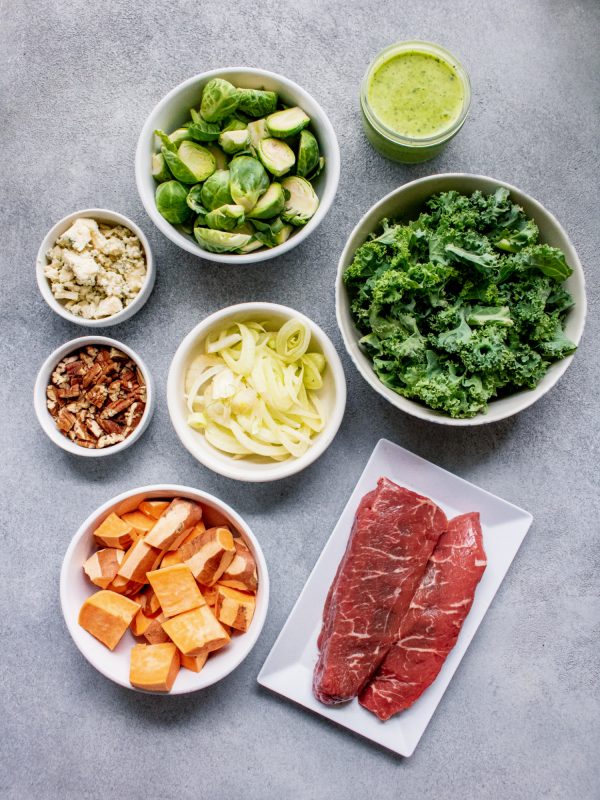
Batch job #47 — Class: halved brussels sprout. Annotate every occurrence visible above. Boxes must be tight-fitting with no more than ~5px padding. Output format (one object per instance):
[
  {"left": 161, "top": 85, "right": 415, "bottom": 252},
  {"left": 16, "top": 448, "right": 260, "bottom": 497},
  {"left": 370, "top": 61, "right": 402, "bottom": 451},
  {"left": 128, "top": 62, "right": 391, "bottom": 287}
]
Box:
[
  {"left": 177, "top": 141, "right": 216, "bottom": 182},
  {"left": 156, "top": 181, "right": 191, "bottom": 224},
  {"left": 237, "top": 88, "right": 278, "bottom": 117},
  {"left": 257, "top": 138, "right": 295, "bottom": 177},
  {"left": 296, "top": 130, "right": 320, "bottom": 178},
  {"left": 306, "top": 156, "right": 325, "bottom": 181},
  {"left": 221, "top": 117, "right": 247, "bottom": 133},
  {"left": 193, "top": 227, "right": 252, "bottom": 253},
  {"left": 233, "top": 221, "right": 255, "bottom": 235},
  {"left": 200, "top": 169, "right": 233, "bottom": 210},
  {"left": 238, "top": 238, "right": 264, "bottom": 254},
  {"left": 206, "top": 144, "right": 228, "bottom": 171},
  {"left": 200, "top": 78, "right": 240, "bottom": 122},
  {"left": 252, "top": 217, "right": 293, "bottom": 248},
  {"left": 157, "top": 133, "right": 216, "bottom": 184},
  {"left": 219, "top": 128, "right": 251, "bottom": 155},
  {"left": 152, "top": 152, "right": 171, "bottom": 182},
  {"left": 248, "top": 182, "right": 285, "bottom": 219},
  {"left": 281, "top": 176, "right": 319, "bottom": 226},
  {"left": 187, "top": 109, "right": 221, "bottom": 142},
  {"left": 169, "top": 127, "right": 194, "bottom": 145},
  {"left": 247, "top": 118, "right": 269, "bottom": 152},
  {"left": 205, "top": 204, "right": 246, "bottom": 232},
  {"left": 229, "top": 156, "right": 270, "bottom": 212},
  {"left": 266, "top": 107, "right": 310, "bottom": 138},
  {"left": 178, "top": 216, "right": 196, "bottom": 236},
  {"left": 186, "top": 184, "right": 207, "bottom": 213}
]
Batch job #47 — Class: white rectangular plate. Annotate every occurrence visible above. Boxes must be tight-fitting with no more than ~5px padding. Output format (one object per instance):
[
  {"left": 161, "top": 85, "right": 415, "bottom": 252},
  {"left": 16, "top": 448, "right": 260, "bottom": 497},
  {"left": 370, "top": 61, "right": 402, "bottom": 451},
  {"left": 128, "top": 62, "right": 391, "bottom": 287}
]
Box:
[{"left": 257, "top": 438, "right": 533, "bottom": 756}]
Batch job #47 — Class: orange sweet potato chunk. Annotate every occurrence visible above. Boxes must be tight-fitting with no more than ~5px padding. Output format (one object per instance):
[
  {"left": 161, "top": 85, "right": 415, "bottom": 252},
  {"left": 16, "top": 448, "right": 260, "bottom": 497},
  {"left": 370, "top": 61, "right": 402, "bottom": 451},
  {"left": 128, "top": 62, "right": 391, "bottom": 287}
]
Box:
[
  {"left": 78, "top": 590, "right": 139, "bottom": 650},
  {"left": 179, "top": 520, "right": 206, "bottom": 547},
  {"left": 160, "top": 550, "right": 183, "bottom": 568},
  {"left": 219, "top": 540, "right": 258, "bottom": 592},
  {"left": 121, "top": 510, "right": 156, "bottom": 536},
  {"left": 117, "top": 539, "right": 162, "bottom": 584},
  {"left": 138, "top": 500, "right": 170, "bottom": 520},
  {"left": 147, "top": 565, "right": 205, "bottom": 618},
  {"left": 180, "top": 651, "right": 208, "bottom": 673},
  {"left": 143, "top": 613, "right": 171, "bottom": 645},
  {"left": 180, "top": 527, "right": 235, "bottom": 586},
  {"left": 144, "top": 499, "right": 203, "bottom": 551},
  {"left": 161, "top": 606, "right": 230, "bottom": 656},
  {"left": 130, "top": 643, "right": 180, "bottom": 692},
  {"left": 93, "top": 513, "right": 135, "bottom": 550},
  {"left": 83, "top": 548, "right": 124, "bottom": 589},
  {"left": 215, "top": 585, "right": 256, "bottom": 632}
]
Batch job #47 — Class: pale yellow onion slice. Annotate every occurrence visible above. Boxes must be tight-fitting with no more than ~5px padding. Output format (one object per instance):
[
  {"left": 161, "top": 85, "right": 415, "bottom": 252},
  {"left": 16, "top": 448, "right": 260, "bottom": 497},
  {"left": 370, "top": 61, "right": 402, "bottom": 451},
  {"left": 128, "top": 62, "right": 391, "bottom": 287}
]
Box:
[{"left": 185, "top": 317, "right": 327, "bottom": 461}]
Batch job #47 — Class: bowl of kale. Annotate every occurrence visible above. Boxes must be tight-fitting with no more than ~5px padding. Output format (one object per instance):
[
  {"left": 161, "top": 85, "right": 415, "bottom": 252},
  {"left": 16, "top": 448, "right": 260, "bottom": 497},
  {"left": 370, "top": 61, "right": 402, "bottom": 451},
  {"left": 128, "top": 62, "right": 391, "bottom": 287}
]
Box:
[{"left": 336, "top": 174, "right": 586, "bottom": 424}]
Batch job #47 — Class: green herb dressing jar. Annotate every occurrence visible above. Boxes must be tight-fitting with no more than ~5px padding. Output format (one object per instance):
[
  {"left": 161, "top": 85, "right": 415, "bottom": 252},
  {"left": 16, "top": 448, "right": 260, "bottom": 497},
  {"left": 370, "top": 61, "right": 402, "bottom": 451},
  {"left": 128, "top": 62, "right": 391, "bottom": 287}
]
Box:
[{"left": 360, "top": 41, "right": 471, "bottom": 163}]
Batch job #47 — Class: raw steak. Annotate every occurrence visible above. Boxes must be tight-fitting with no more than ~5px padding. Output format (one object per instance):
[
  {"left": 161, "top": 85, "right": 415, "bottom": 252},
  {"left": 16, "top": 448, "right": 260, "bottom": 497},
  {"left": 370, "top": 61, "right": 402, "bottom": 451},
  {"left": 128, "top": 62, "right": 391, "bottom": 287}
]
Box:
[
  {"left": 313, "top": 477, "right": 447, "bottom": 705},
  {"left": 359, "top": 512, "right": 486, "bottom": 720}
]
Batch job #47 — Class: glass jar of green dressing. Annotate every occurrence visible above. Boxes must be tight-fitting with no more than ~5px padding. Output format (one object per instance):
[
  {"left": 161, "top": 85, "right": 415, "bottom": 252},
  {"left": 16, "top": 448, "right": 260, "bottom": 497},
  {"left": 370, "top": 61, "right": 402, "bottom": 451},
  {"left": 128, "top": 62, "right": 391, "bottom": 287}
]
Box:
[{"left": 360, "top": 40, "right": 471, "bottom": 163}]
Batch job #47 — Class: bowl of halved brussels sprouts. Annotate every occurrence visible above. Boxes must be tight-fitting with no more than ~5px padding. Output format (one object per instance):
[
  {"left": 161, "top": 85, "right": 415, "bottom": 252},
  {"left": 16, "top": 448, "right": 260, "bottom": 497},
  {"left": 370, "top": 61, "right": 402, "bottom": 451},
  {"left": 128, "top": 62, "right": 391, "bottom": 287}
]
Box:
[{"left": 136, "top": 69, "right": 340, "bottom": 264}]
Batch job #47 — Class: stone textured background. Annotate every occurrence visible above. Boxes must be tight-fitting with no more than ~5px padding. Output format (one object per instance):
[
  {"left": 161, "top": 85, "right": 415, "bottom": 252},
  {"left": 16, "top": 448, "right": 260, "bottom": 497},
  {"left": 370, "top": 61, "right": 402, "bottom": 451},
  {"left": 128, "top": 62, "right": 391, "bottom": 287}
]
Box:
[{"left": 1, "top": 0, "right": 599, "bottom": 797}]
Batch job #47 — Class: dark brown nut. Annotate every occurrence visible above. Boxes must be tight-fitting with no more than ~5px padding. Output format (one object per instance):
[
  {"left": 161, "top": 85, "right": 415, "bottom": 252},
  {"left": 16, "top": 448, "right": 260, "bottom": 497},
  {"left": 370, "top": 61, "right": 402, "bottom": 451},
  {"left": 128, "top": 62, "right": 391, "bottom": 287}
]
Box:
[
  {"left": 101, "top": 395, "right": 136, "bottom": 419},
  {"left": 47, "top": 345, "right": 146, "bottom": 450},
  {"left": 56, "top": 408, "right": 76, "bottom": 433},
  {"left": 86, "top": 384, "right": 107, "bottom": 408}
]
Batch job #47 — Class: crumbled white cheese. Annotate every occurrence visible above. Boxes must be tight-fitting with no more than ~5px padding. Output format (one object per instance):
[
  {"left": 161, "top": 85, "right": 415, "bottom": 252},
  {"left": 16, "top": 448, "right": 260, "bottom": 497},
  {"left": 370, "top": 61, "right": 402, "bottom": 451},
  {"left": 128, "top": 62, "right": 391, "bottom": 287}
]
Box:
[{"left": 44, "top": 218, "right": 147, "bottom": 319}]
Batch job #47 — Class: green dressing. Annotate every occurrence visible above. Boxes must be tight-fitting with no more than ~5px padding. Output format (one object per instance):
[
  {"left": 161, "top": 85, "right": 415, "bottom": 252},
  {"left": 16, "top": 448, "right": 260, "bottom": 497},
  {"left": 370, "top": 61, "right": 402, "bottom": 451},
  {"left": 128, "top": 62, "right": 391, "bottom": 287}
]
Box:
[{"left": 367, "top": 51, "right": 464, "bottom": 139}]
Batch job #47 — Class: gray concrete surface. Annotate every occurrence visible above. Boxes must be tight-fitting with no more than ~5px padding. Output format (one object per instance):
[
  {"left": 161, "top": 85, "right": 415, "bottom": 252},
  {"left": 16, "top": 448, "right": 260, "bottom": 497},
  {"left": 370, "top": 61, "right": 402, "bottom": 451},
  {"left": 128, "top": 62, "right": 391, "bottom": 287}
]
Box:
[{"left": 1, "top": 0, "right": 599, "bottom": 797}]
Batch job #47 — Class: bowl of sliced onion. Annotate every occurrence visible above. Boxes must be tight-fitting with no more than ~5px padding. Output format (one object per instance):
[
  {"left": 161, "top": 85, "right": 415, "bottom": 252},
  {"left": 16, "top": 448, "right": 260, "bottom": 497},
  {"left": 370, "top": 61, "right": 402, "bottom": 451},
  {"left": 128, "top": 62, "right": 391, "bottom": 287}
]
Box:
[{"left": 167, "top": 302, "right": 347, "bottom": 482}]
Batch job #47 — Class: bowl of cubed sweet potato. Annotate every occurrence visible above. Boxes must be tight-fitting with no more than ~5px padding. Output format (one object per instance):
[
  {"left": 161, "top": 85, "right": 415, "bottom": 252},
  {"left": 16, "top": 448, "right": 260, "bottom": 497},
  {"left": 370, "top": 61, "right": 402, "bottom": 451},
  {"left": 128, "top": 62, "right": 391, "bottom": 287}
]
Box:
[{"left": 60, "top": 484, "right": 269, "bottom": 693}]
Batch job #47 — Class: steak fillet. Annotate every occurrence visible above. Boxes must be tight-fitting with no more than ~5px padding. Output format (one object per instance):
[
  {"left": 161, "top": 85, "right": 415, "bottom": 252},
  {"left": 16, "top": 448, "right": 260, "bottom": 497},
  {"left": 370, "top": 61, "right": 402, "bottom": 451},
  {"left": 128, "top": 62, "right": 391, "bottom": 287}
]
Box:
[
  {"left": 313, "top": 477, "right": 447, "bottom": 705},
  {"left": 359, "top": 512, "right": 486, "bottom": 720}
]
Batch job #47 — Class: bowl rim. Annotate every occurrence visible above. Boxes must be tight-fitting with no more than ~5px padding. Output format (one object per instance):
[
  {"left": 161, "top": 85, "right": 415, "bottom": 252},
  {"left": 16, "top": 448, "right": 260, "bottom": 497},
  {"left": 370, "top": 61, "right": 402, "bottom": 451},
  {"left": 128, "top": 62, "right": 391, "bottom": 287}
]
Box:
[
  {"left": 33, "top": 335, "right": 155, "bottom": 456},
  {"left": 135, "top": 67, "right": 341, "bottom": 265},
  {"left": 335, "top": 172, "right": 587, "bottom": 426},
  {"left": 59, "top": 483, "right": 270, "bottom": 694},
  {"left": 35, "top": 207, "right": 155, "bottom": 328},
  {"left": 167, "top": 301, "right": 347, "bottom": 481}
]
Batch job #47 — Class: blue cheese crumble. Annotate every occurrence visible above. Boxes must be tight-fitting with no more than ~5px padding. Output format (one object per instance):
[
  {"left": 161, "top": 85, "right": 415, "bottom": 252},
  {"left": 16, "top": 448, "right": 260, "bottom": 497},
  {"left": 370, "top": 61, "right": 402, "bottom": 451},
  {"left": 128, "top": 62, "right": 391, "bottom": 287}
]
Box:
[{"left": 44, "top": 218, "right": 147, "bottom": 319}]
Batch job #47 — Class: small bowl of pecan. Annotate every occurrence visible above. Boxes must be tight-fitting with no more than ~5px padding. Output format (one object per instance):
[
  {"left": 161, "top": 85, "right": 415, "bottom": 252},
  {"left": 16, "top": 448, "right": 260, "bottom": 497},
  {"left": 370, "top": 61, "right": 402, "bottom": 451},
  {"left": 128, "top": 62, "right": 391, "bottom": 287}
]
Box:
[{"left": 34, "top": 336, "right": 155, "bottom": 456}]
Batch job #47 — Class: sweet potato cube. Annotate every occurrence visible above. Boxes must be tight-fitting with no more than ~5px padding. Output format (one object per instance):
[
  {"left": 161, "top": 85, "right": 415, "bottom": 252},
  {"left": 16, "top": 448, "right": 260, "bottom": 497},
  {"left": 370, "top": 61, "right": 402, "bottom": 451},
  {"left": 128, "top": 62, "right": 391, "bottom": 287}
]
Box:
[
  {"left": 147, "top": 565, "right": 205, "bottom": 618},
  {"left": 83, "top": 548, "right": 124, "bottom": 589},
  {"left": 121, "top": 510, "right": 156, "bottom": 536},
  {"left": 117, "top": 539, "right": 162, "bottom": 584},
  {"left": 219, "top": 540, "right": 258, "bottom": 592},
  {"left": 108, "top": 574, "right": 145, "bottom": 596},
  {"left": 161, "top": 606, "right": 230, "bottom": 656},
  {"left": 93, "top": 513, "right": 135, "bottom": 550},
  {"left": 180, "top": 651, "right": 208, "bottom": 673},
  {"left": 138, "top": 500, "right": 170, "bottom": 520},
  {"left": 199, "top": 584, "right": 218, "bottom": 607},
  {"left": 131, "top": 609, "right": 153, "bottom": 637},
  {"left": 130, "top": 643, "right": 180, "bottom": 692},
  {"left": 144, "top": 498, "right": 203, "bottom": 551},
  {"left": 180, "top": 520, "right": 206, "bottom": 547},
  {"left": 143, "top": 613, "right": 171, "bottom": 644},
  {"left": 78, "top": 590, "right": 139, "bottom": 650},
  {"left": 160, "top": 550, "right": 183, "bottom": 568},
  {"left": 180, "top": 527, "right": 235, "bottom": 586},
  {"left": 215, "top": 585, "right": 256, "bottom": 632}
]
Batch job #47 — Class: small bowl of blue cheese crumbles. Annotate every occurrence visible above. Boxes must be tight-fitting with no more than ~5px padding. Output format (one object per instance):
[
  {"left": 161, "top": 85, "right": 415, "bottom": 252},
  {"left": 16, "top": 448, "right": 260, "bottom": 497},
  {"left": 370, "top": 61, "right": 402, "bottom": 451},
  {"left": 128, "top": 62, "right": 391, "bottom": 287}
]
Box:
[{"left": 36, "top": 209, "right": 155, "bottom": 327}]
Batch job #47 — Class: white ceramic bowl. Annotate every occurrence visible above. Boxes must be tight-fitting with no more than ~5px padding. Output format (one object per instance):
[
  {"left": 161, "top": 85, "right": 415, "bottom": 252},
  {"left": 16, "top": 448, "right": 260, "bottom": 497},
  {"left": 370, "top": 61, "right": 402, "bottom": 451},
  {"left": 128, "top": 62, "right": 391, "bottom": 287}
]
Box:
[
  {"left": 34, "top": 335, "right": 155, "bottom": 456},
  {"left": 36, "top": 208, "right": 155, "bottom": 327},
  {"left": 167, "top": 302, "right": 347, "bottom": 481},
  {"left": 135, "top": 68, "right": 340, "bottom": 264},
  {"left": 336, "top": 173, "right": 587, "bottom": 426},
  {"left": 60, "top": 484, "right": 269, "bottom": 694}
]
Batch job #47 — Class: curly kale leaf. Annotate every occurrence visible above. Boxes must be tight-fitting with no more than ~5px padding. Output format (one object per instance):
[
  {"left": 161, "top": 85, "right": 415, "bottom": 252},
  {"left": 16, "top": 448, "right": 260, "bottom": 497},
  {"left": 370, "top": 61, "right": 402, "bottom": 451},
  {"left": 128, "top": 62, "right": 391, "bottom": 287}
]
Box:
[{"left": 343, "top": 187, "right": 577, "bottom": 418}]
